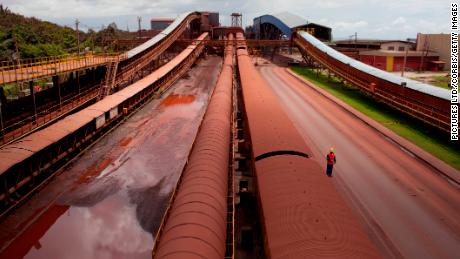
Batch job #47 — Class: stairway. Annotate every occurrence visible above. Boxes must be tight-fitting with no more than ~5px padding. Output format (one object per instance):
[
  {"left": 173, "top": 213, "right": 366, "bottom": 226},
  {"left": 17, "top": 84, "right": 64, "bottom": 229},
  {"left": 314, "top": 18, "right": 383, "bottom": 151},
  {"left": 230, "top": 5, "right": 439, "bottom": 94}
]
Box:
[{"left": 98, "top": 61, "right": 119, "bottom": 100}]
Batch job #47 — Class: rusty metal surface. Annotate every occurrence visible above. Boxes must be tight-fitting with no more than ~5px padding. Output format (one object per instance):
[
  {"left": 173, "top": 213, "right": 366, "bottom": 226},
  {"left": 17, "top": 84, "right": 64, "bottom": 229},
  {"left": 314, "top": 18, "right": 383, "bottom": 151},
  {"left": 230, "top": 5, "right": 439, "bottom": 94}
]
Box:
[
  {"left": 0, "top": 148, "right": 31, "bottom": 172},
  {"left": 0, "top": 32, "right": 209, "bottom": 221},
  {"left": 0, "top": 54, "right": 122, "bottom": 86},
  {"left": 0, "top": 56, "right": 223, "bottom": 259},
  {"left": 298, "top": 32, "right": 448, "bottom": 100},
  {"left": 126, "top": 12, "right": 198, "bottom": 58},
  {"left": 256, "top": 156, "right": 381, "bottom": 258},
  {"left": 153, "top": 35, "right": 234, "bottom": 259},
  {"left": 0, "top": 85, "right": 101, "bottom": 147},
  {"left": 260, "top": 65, "right": 460, "bottom": 259},
  {"left": 293, "top": 32, "right": 450, "bottom": 132},
  {"left": 0, "top": 33, "right": 209, "bottom": 177},
  {"left": 116, "top": 13, "right": 202, "bottom": 88},
  {"left": 236, "top": 33, "right": 381, "bottom": 258},
  {"left": 88, "top": 95, "right": 126, "bottom": 112},
  {"left": 176, "top": 39, "right": 291, "bottom": 48},
  {"left": 0, "top": 12, "right": 202, "bottom": 145},
  {"left": 236, "top": 35, "right": 310, "bottom": 159}
]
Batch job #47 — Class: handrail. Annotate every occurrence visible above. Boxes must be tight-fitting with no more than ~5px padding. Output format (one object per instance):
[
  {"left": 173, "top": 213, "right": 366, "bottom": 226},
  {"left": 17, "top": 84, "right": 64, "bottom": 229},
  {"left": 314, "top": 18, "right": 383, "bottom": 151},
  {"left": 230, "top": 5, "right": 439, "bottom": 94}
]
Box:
[
  {"left": 0, "top": 84, "right": 101, "bottom": 147},
  {"left": 293, "top": 33, "right": 451, "bottom": 132},
  {"left": 115, "top": 13, "right": 201, "bottom": 87},
  {"left": 0, "top": 53, "right": 126, "bottom": 85}
]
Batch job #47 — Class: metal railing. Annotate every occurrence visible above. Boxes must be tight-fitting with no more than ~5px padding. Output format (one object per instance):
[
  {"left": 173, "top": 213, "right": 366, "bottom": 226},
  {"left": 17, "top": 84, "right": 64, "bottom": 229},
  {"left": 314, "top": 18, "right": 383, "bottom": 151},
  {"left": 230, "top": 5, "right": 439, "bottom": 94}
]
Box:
[
  {"left": 293, "top": 35, "right": 450, "bottom": 132},
  {"left": 0, "top": 84, "right": 100, "bottom": 147},
  {"left": 116, "top": 14, "right": 200, "bottom": 88},
  {"left": 175, "top": 39, "right": 291, "bottom": 48},
  {"left": 0, "top": 53, "right": 126, "bottom": 85}
]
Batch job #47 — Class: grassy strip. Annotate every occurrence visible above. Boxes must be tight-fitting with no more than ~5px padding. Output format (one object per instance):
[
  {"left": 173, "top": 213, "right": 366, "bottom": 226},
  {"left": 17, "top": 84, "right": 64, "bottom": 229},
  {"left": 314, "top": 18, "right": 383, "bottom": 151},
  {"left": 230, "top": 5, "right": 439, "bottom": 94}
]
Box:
[
  {"left": 410, "top": 75, "right": 450, "bottom": 89},
  {"left": 432, "top": 75, "right": 450, "bottom": 89},
  {"left": 291, "top": 66, "right": 460, "bottom": 171}
]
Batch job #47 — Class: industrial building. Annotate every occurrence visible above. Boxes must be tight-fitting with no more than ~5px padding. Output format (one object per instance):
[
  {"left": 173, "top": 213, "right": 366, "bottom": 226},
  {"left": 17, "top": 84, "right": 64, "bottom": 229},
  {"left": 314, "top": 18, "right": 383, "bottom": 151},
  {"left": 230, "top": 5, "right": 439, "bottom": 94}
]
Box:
[
  {"left": 200, "top": 12, "right": 219, "bottom": 31},
  {"left": 334, "top": 39, "right": 443, "bottom": 72},
  {"left": 252, "top": 12, "right": 332, "bottom": 41},
  {"left": 150, "top": 18, "right": 175, "bottom": 30},
  {"left": 358, "top": 49, "right": 441, "bottom": 72},
  {"left": 416, "top": 33, "right": 450, "bottom": 68}
]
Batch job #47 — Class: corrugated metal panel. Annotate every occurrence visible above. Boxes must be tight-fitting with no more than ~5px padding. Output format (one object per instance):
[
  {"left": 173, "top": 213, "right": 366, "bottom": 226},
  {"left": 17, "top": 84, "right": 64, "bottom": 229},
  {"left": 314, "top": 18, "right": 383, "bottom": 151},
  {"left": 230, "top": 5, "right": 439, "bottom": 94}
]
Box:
[
  {"left": 0, "top": 155, "right": 21, "bottom": 174},
  {"left": 0, "top": 32, "right": 208, "bottom": 179},
  {"left": 273, "top": 12, "right": 307, "bottom": 28},
  {"left": 298, "top": 31, "right": 450, "bottom": 100},
  {"left": 236, "top": 44, "right": 311, "bottom": 158},
  {"left": 88, "top": 95, "right": 126, "bottom": 112},
  {"left": 154, "top": 36, "right": 232, "bottom": 259},
  {"left": 0, "top": 122, "right": 76, "bottom": 174},
  {"left": 236, "top": 32, "right": 381, "bottom": 258},
  {"left": 253, "top": 15, "right": 292, "bottom": 38},
  {"left": 8, "top": 132, "right": 53, "bottom": 152},
  {"left": 253, "top": 12, "right": 309, "bottom": 38},
  {"left": 256, "top": 156, "right": 382, "bottom": 258},
  {"left": 0, "top": 148, "right": 33, "bottom": 173},
  {"left": 126, "top": 12, "right": 192, "bottom": 58}
]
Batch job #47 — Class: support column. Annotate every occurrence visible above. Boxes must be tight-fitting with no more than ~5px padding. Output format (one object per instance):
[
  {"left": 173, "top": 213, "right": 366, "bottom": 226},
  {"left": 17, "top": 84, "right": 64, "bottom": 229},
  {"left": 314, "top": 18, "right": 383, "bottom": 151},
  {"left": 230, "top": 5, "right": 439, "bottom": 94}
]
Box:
[
  {"left": 29, "top": 81, "right": 37, "bottom": 124},
  {"left": 76, "top": 70, "right": 81, "bottom": 95},
  {"left": 52, "top": 75, "right": 62, "bottom": 110},
  {"left": 0, "top": 88, "right": 4, "bottom": 141}
]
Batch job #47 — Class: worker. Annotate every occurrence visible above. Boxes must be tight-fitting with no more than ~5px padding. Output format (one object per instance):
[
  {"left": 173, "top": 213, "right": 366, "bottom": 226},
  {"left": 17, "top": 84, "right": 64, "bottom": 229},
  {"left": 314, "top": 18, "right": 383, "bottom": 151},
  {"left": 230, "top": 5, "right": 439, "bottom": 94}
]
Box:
[{"left": 326, "top": 147, "right": 336, "bottom": 177}]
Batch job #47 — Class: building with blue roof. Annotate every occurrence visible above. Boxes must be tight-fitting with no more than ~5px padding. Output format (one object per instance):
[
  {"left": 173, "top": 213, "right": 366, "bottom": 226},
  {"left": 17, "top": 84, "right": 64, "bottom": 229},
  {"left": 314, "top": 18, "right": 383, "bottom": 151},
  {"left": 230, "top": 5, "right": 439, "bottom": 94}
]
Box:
[{"left": 253, "top": 12, "right": 331, "bottom": 41}]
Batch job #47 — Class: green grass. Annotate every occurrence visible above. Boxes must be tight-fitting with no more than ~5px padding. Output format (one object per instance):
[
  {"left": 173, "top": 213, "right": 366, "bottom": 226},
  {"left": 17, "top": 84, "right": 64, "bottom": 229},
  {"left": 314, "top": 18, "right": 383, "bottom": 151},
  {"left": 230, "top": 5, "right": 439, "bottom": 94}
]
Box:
[
  {"left": 291, "top": 66, "right": 460, "bottom": 171},
  {"left": 410, "top": 75, "right": 450, "bottom": 89},
  {"left": 431, "top": 75, "right": 450, "bottom": 89}
]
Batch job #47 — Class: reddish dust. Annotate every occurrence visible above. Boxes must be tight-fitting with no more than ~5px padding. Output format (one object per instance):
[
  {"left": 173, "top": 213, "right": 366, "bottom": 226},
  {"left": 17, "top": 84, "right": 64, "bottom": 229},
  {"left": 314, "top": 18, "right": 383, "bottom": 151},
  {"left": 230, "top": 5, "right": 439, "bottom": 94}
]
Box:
[
  {"left": 77, "top": 159, "right": 112, "bottom": 184},
  {"left": 160, "top": 94, "right": 196, "bottom": 107},
  {"left": 0, "top": 57, "right": 222, "bottom": 259},
  {"left": 0, "top": 205, "right": 69, "bottom": 259},
  {"left": 119, "top": 137, "right": 133, "bottom": 147}
]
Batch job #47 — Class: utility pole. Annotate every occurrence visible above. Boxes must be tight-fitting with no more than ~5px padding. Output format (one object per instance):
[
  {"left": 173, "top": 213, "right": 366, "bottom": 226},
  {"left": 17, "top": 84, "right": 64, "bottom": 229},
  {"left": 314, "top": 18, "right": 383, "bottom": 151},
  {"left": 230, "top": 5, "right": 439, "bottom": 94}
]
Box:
[
  {"left": 13, "top": 33, "right": 20, "bottom": 67},
  {"left": 75, "top": 19, "right": 80, "bottom": 58},
  {"left": 349, "top": 32, "right": 358, "bottom": 57},
  {"left": 419, "top": 41, "right": 429, "bottom": 72},
  {"left": 137, "top": 16, "right": 142, "bottom": 39},
  {"left": 354, "top": 32, "right": 358, "bottom": 57},
  {"left": 0, "top": 95, "right": 4, "bottom": 141},
  {"left": 91, "top": 29, "right": 95, "bottom": 53},
  {"left": 12, "top": 33, "right": 22, "bottom": 91}
]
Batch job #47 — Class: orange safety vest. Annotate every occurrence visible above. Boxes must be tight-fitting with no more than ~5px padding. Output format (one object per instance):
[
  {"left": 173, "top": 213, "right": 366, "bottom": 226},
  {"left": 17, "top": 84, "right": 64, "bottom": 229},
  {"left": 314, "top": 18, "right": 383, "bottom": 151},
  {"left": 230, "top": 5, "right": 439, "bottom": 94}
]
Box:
[{"left": 327, "top": 153, "right": 335, "bottom": 165}]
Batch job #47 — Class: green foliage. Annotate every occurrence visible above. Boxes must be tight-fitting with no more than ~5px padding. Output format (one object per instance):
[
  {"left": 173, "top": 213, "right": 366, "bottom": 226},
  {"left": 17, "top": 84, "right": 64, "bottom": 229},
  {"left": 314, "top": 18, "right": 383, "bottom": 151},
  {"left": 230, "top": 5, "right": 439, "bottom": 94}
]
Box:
[
  {"left": 19, "top": 43, "right": 41, "bottom": 58},
  {"left": 2, "top": 84, "right": 18, "bottom": 97},
  {"left": 410, "top": 75, "right": 451, "bottom": 89},
  {"left": 432, "top": 75, "right": 450, "bottom": 89},
  {"left": 20, "top": 43, "right": 66, "bottom": 58},
  {"left": 291, "top": 66, "right": 460, "bottom": 170},
  {"left": 0, "top": 4, "right": 133, "bottom": 60}
]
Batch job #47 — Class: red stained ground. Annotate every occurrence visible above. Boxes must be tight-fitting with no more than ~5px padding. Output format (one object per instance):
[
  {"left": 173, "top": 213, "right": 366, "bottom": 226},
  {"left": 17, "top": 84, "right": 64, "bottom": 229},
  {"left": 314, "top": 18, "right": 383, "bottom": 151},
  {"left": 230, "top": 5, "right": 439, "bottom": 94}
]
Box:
[
  {"left": 0, "top": 57, "right": 222, "bottom": 259},
  {"left": 258, "top": 62, "right": 460, "bottom": 259}
]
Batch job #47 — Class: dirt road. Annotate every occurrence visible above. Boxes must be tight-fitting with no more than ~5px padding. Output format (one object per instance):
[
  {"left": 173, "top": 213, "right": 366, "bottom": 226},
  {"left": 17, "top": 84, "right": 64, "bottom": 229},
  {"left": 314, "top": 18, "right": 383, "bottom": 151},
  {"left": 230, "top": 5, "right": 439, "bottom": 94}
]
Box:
[{"left": 258, "top": 64, "right": 460, "bottom": 259}]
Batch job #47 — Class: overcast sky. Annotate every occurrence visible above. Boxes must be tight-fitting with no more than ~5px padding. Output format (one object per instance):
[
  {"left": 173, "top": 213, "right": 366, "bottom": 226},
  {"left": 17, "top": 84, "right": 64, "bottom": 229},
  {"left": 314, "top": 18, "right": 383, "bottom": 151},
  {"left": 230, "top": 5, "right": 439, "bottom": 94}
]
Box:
[{"left": 2, "top": 0, "right": 453, "bottom": 40}]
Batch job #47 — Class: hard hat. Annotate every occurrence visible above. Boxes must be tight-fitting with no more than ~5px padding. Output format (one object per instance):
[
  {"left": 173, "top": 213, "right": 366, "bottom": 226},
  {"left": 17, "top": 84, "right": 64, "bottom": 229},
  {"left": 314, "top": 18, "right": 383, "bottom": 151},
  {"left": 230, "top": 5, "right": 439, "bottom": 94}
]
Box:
[{"left": 330, "top": 147, "right": 334, "bottom": 153}]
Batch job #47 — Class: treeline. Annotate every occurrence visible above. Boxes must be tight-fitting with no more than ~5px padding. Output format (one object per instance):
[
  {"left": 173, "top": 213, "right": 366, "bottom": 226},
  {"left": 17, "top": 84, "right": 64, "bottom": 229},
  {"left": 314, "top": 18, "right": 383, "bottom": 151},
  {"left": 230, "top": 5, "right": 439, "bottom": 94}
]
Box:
[{"left": 0, "top": 5, "right": 133, "bottom": 61}]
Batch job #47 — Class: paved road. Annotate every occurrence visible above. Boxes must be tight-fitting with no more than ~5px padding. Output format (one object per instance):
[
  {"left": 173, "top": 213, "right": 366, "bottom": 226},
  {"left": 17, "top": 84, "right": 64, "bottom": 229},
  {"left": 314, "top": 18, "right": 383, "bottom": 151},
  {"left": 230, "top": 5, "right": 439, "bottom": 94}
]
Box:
[
  {"left": 258, "top": 64, "right": 460, "bottom": 259},
  {"left": 0, "top": 56, "right": 221, "bottom": 259}
]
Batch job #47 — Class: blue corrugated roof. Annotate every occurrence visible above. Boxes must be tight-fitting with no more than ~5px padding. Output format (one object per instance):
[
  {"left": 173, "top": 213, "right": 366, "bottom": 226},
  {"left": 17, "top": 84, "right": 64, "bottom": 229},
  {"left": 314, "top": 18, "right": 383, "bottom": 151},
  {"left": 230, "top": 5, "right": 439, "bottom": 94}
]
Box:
[
  {"left": 253, "top": 12, "right": 309, "bottom": 38},
  {"left": 272, "top": 12, "right": 307, "bottom": 28}
]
